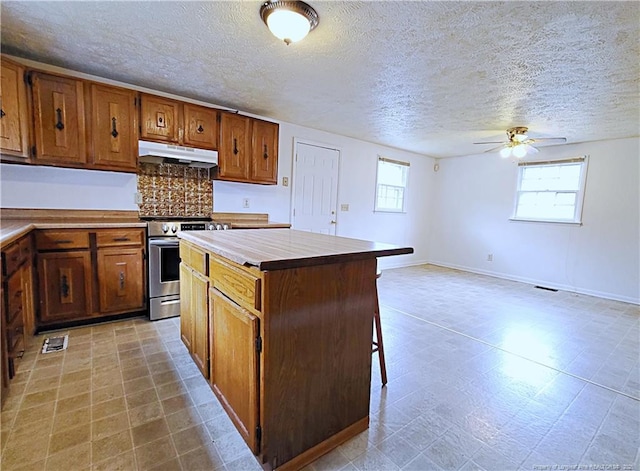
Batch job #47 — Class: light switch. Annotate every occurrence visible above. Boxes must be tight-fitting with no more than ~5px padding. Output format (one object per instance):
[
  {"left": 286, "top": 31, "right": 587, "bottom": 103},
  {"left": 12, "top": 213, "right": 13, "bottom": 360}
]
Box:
[
  {"left": 340, "top": 204, "right": 349, "bottom": 211},
  {"left": 282, "top": 177, "right": 289, "bottom": 187}
]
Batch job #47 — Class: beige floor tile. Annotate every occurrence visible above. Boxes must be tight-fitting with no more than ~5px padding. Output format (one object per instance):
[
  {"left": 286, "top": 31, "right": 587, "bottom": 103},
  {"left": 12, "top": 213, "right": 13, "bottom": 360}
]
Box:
[
  {"left": 57, "top": 379, "right": 91, "bottom": 400},
  {"left": 134, "top": 435, "right": 177, "bottom": 470},
  {"left": 45, "top": 442, "right": 91, "bottom": 471},
  {"left": 21, "top": 388, "right": 58, "bottom": 408},
  {"left": 131, "top": 417, "right": 170, "bottom": 447},
  {"left": 91, "top": 450, "right": 136, "bottom": 471},
  {"left": 56, "top": 392, "right": 90, "bottom": 415},
  {"left": 92, "top": 429, "right": 133, "bottom": 463},
  {"left": 92, "top": 396, "right": 127, "bottom": 421},
  {"left": 128, "top": 401, "right": 165, "bottom": 428},
  {"left": 179, "top": 443, "right": 225, "bottom": 471},
  {"left": 2, "top": 428, "right": 49, "bottom": 468},
  {"left": 92, "top": 411, "right": 130, "bottom": 441},
  {"left": 11, "top": 458, "right": 47, "bottom": 471},
  {"left": 14, "top": 402, "right": 56, "bottom": 426},
  {"left": 26, "top": 376, "right": 60, "bottom": 394},
  {"left": 53, "top": 406, "right": 91, "bottom": 433},
  {"left": 60, "top": 368, "right": 91, "bottom": 386},
  {"left": 147, "top": 457, "right": 182, "bottom": 471},
  {"left": 48, "top": 422, "right": 91, "bottom": 455},
  {"left": 123, "top": 376, "right": 154, "bottom": 396},
  {"left": 29, "top": 364, "right": 62, "bottom": 380},
  {"left": 92, "top": 383, "right": 124, "bottom": 404},
  {"left": 171, "top": 423, "right": 211, "bottom": 455}
]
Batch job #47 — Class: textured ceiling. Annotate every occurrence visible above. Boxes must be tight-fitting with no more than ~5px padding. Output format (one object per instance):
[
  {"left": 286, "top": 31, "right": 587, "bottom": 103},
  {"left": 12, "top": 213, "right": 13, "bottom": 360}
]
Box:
[{"left": 1, "top": 1, "right": 639, "bottom": 158}]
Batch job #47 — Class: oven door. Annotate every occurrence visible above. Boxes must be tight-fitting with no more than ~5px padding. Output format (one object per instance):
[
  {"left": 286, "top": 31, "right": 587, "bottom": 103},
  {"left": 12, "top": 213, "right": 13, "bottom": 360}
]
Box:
[{"left": 148, "top": 238, "right": 181, "bottom": 298}]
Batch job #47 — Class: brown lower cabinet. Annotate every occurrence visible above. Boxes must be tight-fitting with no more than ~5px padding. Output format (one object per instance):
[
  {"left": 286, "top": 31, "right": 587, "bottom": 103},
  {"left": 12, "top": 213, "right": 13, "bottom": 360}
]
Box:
[{"left": 35, "top": 228, "right": 145, "bottom": 327}]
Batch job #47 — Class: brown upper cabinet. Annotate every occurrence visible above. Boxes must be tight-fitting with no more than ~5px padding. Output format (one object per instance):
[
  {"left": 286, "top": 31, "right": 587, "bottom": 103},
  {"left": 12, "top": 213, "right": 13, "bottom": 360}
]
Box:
[
  {"left": 218, "top": 112, "right": 278, "bottom": 185},
  {"left": 87, "top": 83, "right": 139, "bottom": 172},
  {"left": 0, "top": 59, "right": 30, "bottom": 161},
  {"left": 140, "top": 94, "right": 218, "bottom": 150},
  {"left": 31, "top": 71, "right": 87, "bottom": 166}
]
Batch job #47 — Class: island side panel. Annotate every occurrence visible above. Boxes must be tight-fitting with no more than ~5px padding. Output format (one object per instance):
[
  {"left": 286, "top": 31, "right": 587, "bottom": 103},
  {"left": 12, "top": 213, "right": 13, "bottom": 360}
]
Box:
[{"left": 260, "top": 258, "right": 377, "bottom": 469}]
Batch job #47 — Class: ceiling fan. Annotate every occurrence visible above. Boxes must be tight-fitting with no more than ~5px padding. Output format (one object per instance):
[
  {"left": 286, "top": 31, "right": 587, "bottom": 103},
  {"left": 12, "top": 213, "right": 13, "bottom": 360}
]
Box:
[{"left": 474, "top": 126, "right": 567, "bottom": 158}]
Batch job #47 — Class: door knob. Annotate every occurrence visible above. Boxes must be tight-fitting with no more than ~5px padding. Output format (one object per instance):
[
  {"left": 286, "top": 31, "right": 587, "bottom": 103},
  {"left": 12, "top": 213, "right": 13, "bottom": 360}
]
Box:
[{"left": 330, "top": 220, "right": 336, "bottom": 224}]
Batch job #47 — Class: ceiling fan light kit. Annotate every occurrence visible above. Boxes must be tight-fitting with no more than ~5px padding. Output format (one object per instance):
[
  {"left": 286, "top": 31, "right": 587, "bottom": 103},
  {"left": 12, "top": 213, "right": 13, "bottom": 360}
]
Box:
[
  {"left": 474, "top": 126, "right": 567, "bottom": 159},
  {"left": 260, "top": 0, "right": 319, "bottom": 45}
]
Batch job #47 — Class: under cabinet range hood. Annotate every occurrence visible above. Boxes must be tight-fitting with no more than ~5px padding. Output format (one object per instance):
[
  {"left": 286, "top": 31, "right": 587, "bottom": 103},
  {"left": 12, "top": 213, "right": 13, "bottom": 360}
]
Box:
[{"left": 138, "top": 140, "right": 218, "bottom": 168}]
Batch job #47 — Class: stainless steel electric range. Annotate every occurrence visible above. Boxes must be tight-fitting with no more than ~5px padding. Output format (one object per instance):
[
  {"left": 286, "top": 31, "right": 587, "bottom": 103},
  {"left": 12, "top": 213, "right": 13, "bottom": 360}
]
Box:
[{"left": 146, "top": 219, "right": 230, "bottom": 320}]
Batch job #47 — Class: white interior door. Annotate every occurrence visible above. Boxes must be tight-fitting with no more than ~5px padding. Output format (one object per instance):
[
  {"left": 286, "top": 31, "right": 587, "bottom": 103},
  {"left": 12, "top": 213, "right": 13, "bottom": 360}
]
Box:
[{"left": 292, "top": 141, "right": 340, "bottom": 235}]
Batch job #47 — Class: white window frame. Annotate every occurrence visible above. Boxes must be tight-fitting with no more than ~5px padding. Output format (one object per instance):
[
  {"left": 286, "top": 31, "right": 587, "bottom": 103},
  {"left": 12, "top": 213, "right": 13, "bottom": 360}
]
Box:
[
  {"left": 511, "top": 156, "right": 589, "bottom": 225},
  {"left": 374, "top": 156, "right": 410, "bottom": 213}
]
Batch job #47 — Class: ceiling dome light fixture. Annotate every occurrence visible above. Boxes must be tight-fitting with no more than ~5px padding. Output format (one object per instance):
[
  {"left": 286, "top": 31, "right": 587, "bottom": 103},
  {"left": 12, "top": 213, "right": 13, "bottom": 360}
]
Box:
[{"left": 260, "top": 0, "right": 319, "bottom": 45}]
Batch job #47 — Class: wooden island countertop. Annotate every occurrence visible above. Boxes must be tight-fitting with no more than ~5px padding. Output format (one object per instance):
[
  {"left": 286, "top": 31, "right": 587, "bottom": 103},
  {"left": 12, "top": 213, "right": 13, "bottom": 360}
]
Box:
[
  {"left": 177, "top": 229, "right": 413, "bottom": 470},
  {"left": 178, "top": 228, "right": 413, "bottom": 270}
]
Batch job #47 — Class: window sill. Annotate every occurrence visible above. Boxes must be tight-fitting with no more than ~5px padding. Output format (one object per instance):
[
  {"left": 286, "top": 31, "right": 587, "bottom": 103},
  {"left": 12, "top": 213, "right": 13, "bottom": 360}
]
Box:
[
  {"left": 509, "top": 217, "right": 582, "bottom": 226},
  {"left": 374, "top": 209, "right": 407, "bottom": 214}
]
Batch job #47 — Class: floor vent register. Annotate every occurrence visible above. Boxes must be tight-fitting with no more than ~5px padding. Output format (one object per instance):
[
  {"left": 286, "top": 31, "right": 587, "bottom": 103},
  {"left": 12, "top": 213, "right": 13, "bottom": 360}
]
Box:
[{"left": 41, "top": 335, "right": 69, "bottom": 354}]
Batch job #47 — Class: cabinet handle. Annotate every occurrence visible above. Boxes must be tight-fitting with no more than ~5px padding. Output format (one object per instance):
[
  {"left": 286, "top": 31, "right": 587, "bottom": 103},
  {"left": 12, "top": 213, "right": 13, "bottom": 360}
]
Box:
[
  {"left": 263, "top": 144, "right": 268, "bottom": 159},
  {"left": 119, "top": 271, "right": 125, "bottom": 290},
  {"left": 0, "top": 108, "right": 5, "bottom": 119},
  {"left": 54, "top": 240, "right": 73, "bottom": 244},
  {"left": 111, "top": 117, "right": 119, "bottom": 138},
  {"left": 233, "top": 138, "right": 238, "bottom": 155},
  {"left": 55, "top": 108, "right": 65, "bottom": 130},
  {"left": 112, "top": 237, "right": 130, "bottom": 242},
  {"left": 61, "top": 275, "right": 69, "bottom": 298},
  {"left": 196, "top": 124, "right": 204, "bottom": 133}
]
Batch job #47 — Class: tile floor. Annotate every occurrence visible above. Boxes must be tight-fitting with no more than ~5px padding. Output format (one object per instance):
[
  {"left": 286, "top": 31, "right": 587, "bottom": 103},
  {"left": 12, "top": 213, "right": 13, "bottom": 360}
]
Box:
[{"left": 1, "top": 264, "right": 638, "bottom": 471}]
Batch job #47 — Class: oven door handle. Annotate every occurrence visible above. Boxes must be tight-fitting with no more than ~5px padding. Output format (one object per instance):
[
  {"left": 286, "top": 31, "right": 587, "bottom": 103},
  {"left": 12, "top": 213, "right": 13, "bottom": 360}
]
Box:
[{"left": 149, "top": 240, "right": 180, "bottom": 247}]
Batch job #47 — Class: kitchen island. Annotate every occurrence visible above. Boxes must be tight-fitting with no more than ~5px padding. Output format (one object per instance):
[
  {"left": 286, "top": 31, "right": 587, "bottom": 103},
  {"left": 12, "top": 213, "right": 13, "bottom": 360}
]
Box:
[{"left": 178, "top": 229, "right": 413, "bottom": 471}]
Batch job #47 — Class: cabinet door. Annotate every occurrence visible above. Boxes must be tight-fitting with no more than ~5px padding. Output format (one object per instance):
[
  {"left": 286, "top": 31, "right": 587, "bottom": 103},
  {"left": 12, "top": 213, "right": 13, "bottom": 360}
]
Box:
[
  {"left": 183, "top": 104, "right": 218, "bottom": 150},
  {"left": 31, "top": 72, "right": 86, "bottom": 164},
  {"left": 179, "top": 263, "right": 193, "bottom": 352},
  {"left": 218, "top": 112, "right": 251, "bottom": 181},
  {"left": 37, "top": 251, "right": 91, "bottom": 323},
  {"left": 0, "top": 60, "right": 30, "bottom": 159},
  {"left": 97, "top": 248, "right": 144, "bottom": 314},
  {"left": 191, "top": 270, "right": 209, "bottom": 379},
  {"left": 210, "top": 287, "right": 260, "bottom": 453},
  {"left": 140, "top": 94, "right": 180, "bottom": 143},
  {"left": 251, "top": 119, "right": 279, "bottom": 184},
  {"left": 90, "top": 84, "right": 138, "bottom": 172}
]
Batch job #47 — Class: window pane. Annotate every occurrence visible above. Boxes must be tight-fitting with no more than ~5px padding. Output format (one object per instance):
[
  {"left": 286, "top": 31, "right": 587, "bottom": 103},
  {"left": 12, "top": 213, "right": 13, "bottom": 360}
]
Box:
[
  {"left": 514, "top": 159, "right": 586, "bottom": 223},
  {"left": 376, "top": 158, "right": 409, "bottom": 212}
]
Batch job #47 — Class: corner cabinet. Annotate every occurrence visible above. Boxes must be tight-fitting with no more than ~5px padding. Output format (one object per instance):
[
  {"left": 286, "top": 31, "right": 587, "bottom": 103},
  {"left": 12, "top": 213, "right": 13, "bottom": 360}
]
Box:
[
  {"left": 140, "top": 94, "right": 218, "bottom": 150},
  {"left": 30, "top": 72, "right": 87, "bottom": 166},
  {"left": 0, "top": 59, "right": 30, "bottom": 161},
  {"left": 35, "top": 228, "right": 146, "bottom": 328},
  {"left": 218, "top": 112, "right": 278, "bottom": 185}
]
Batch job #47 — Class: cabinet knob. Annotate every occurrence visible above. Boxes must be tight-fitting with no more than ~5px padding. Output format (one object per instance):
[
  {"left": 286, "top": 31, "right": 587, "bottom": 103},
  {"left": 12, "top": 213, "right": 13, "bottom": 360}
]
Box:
[
  {"left": 197, "top": 124, "right": 204, "bottom": 134},
  {"left": 60, "top": 274, "right": 70, "bottom": 298},
  {"left": 263, "top": 144, "right": 268, "bottom": 159},
  {"left": 119, "top": 271, "right": 126, "bottom": 290},
  {"left": 0, "top": 108, "right": 5, "bottom": 118},
  {"left": 233, "top": 138, "right": 239, "bottom": 155}
]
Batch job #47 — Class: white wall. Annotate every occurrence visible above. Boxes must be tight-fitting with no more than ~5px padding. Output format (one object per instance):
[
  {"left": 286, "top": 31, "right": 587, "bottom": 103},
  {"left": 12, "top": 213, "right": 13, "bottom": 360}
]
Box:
[
  {"left": 428, "top": 137, "right": 640, "bottom": 304},
  {"left": 0, "top": 164, "right": 138, "bottom": 210},
  {"left": 213, "top": 121, "right": 434, "bottom": 269}
]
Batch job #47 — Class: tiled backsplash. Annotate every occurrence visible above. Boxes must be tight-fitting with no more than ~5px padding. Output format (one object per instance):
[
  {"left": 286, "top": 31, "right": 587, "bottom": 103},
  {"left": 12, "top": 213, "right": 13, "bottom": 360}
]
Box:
[{"left": 137, "top": 163, "right": 213, "bottom": 218}]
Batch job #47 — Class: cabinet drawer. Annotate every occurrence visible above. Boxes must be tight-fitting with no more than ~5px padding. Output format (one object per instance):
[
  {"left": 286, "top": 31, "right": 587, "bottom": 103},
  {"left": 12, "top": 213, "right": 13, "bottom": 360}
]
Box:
[
  {"left": 5, "top": 271, "right": 23, "bottom": 323},
  {"left": 180, "top": 243, "right": 208, "bottom": 275},
  {"left": 96, "top": 229, "right": 144, "bottom": 248},
  {"left": 35, "top": 230, "right": 90, "bottom": 251},
  {"left": 210, "top": 256, "right": 261, "bottom": 312},
  {"left": 2, "top": 243, "right": 23, "bottom": 277}
]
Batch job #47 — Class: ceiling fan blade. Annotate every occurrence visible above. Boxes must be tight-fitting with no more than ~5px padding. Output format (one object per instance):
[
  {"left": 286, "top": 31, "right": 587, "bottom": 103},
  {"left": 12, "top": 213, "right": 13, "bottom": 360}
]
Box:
[
  {"left": 528, "top": 137, "right": 567, "bottom": 144},
  {"left": 473, "top": 141, "right": 507, "bottom": 145},
  {"left": 484, "top": 144, "right": 507, "bottom": 153}
]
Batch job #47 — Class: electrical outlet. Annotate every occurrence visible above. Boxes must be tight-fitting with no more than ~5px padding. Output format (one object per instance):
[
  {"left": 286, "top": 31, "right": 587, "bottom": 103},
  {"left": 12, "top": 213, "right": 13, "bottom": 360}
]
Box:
[
  {"left": 242, "top": 198, "right": 250, "bottom": 208},
  {"left": 487, "top": 253, "right": 493, "bottom": 262},
  {"left": 282, "top": 177, "right": 289, "bottom": 187},
  {"left": 134, "top": 192, "right": 143, "bottom": 204},
  {"left": 340, "top": 204, "right": 349, "bottom": 211}
]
